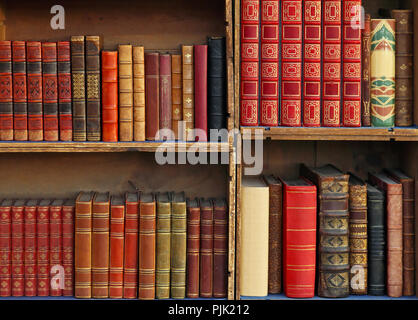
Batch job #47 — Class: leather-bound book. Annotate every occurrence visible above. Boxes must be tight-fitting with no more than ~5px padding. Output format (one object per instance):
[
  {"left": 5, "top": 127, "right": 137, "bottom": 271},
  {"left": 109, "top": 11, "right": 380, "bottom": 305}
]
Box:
[
  {"left": 102, "top": 51, "right": 118, "bottom": 142},
  {"left": 366, "top": 183, "right": 386, "bottom": 296},
  {"left": 171, "top": 54, "right": 182, "bottom": 140},
  {"left": 368, "top": 172, "right": 403, "bottom": 297},
  {"left": 50, "top": 199, "right": 64, "bottom": 296},
  {"left": 362, "top": 14, "right": 372, "bottom": 126},
  {"left": 281, "top": 178, "right": 317, "bottom": 298},
  {"left": 194, "top": 45, "right": 208, "bottom": 141},
  {"left": 240, "top": 177, "right": 269, "bottom": 297},
  {"left": 301, "top": 164, "right": 350, "bottom": 298},
  {"left": 133, "top": 46, "right": 145, "bottom": 141},
  {"left": 263, "top": 175, "right": 282, "bottom": 294},
  {"left": 182, "top": 46, "right": 194, "bottom": 140},
  {"left": 213, "top": 198, "right": 228, "bottom": 298},
  {"left": 123, "top": 192, "right": 139, "bottom": 299},
  {"left": 27, "top": 41, "right": 43, "bottom": 141},
  {"left": 200, "top": 198, "right": 213, "bottom": 298},
  {"left": 186, "top": 198, "right": 200, "bottom": 298},
  {"left": 171, "top": 192, "right": 187, "bottom": 299},
  {"left": 385, "top": 169, "right": 415, "bottom": 296},
  {"left": 0, "top": 200, "right": 12, "bottom": 297},
  {"left": 75, "top": 191, "right": 94, "bottom": 298},
  {"left": 240, "top": 0, "right": 259, "bottom": 126},
  {"left": 348, "top": 173, "right": 368, "bottom": 295},
  {"left": 92, "top": 192, "right": 110, "bottom": 298},
  {"left": 37, "top": 200, "right": 51, "bottom": 296},
  {"left": 159, "top": 54, "right": 172, "bottom": 138},
  {"left": 392, "top": 10, "right": 414, "bottom": 127},
  {"left": 11, "top": 200, "right": 25, "bottom": 296},
  {"left": 62, "top": 199, "right": 75, "bottom": 296},
  {"left": 145, "top": 52, "right": 160, "bottom": 141},
  {"left": 208, "top": 37, "right": 227, "bottom": 132},
  {"left": 24, "top": 200, "right": 37, "bottom": 297},
  {"left": 322, "top": 0, "right": 342, "bottom": 127},
  {"left": 156, "top": 193, "right": 171, "bottom": 299},
  {"left": 57, "top": 41, "right": 72, "bottom": 141},
  {"left": 109, "top": 196, "right": 125, "bottom": 299},
  {"left": 71, "top": 36, "right": 87, "bottom": 141},
  {"left": 86, "top": 36, "right": 101, "bottom": 141},
  {"left": 138, "top": 193, "right": 156, "bottom": 300},
  {"left": 0, "top": 41, "right": 13, "bottom": 140},
  {"left": 12, "top": 41, "right": 28, "bottom": 141},
  {"left": 119, "top": 44, "right": 133, "bottom": 141}
]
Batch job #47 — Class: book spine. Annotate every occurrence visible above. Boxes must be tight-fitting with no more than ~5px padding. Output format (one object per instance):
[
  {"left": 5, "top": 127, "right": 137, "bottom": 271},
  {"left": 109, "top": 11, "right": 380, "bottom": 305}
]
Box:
[
  {"left": 71, "top": 36, "right": 86, "bottom": 141},
  {"left": 194, "top": 45, "right": 208, "bottom": 141},
  {"left": 50, "top": 203, "right": 63, "bottom": 296},
  {"left": 12, "top": 41, "right": 28, "bottom": 141},
  {"left": 171, "top": 201, "right": 187, "bottom": 299},
  {"left": 24, "top": 204, "right": 37, "bottom": 296},
  {"left": 145, "top": 52, "right": 160, "bottom": 141},
  {"left": 303, "top": 0, "right": 322, "bottom": 127},
  {"left": 109, "top": 203, "right": 124, "bottom": 298},
  {"left": 119, "top": 44, "right": 133, "bottom": 141},
  {"left": 171, "top": 55, "right": 182, "bottom": 140},
  {"left": 200, "top": 204, "right": 213, "bottom": 298},
  {"left": 159, "top": 54, "right": 172, "bottom": 135},
  {"left": 213, "top": 200, "right": 228, "bottom": 298},
  {"left": 322, "top": 0, "right": 342, "bottom": 127},
  {"left": 361, "top": 14, "right": 371, "bottom": 126},
  {"left": 240, "top": 0, "right": 260, "bottom": 126},
  {"left": 182, "top": 46, "right": 195, "bottom": 140},
  {"left": 11, "top": 205, "right": 24, "bottom": 296},
  {"left": 102, "top": 51, "right": 118, "bottom": 142},
  {"left": 156, "top": 201, "right": 171, "bottom": 299},
  {"left": 0, "top": 41, "right": 13, "bottom": 140},
  {"left": 37, "top": 204, "right": 50, "bottom": 296},
  {"left": 0, "top": 205, "right": 11, "bottom": 296},
  {"left": 133, "top": 46, "right": 145, "bottom": 141},
  {"left": 123, "top": 199, "right": 139, "bottom": 298},
  {"left": 62, "top": 203, "right": 75, "bottom": 296},
  {"left": 57, "top": 41, "right": 73, "bottom": 141},
  {"left": 186, "top": 205, "right": 200, "bottom": 298},
  {"left": 86, "top": 36, "right": 101, "bottom": 141}
]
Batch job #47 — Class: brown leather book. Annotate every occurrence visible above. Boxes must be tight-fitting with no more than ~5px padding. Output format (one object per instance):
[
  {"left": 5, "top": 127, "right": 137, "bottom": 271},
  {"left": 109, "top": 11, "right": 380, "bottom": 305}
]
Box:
[
  {"left": 145, "top": 52, "right": 159, "bottom": 140},
  {"left": 182, "top": 45, "right": 194, "bottom": 141},
  {"left": 50, "top": 199, "right": 64, "bottom": 297},
  {"left": 92, "top": 192, "right": 110, "bottom": 298},
  {"left": 171, "top": 55, "right": 182, "bottom": 140},
  {"left": 213, "top": 198, "right": 228, "bottom": 298},
  {"left": 24, "top": 200, "right": 37, "bottom": 297},
  {"left": 119, "top": 44, "right": 133, "bottom": 141},
  {"left": 0, "top": 41, "right": 13, "bottom": 141},
  {"left": 86, "top": 36, "right": 101, "bottom": 141},
  {"left": 362, "top": 14, "right": 371, "bottom": 126},
  {"left": 156, "top": 193, "right": 171, "bottom": 299},
  {"left": 62, "top": 199, "right": 75, "bottom": 297},
  {"left": 12, "top": 41, "right": 28, "bottom": 141},
  {"left": 200, "top": 198, "right": 213, "bottom": 298},
  {"left": 159, "top": 54, "right": 172, "bottom": 138},
  {"left": 27, "top": 41, "right": 43, "bottom": 141},
  {"left": 186, "top": 198, "right": 200, "bottom": 298},
  {"left": 37, "top": 200, "right": 51, "bottom": 296},
  {"left": 75, "top": 191, "right": 94, "bottom": 298},
  {"left": 133, "top": 46, "right": 145, "bottom": 141},
  {"left": 369, "top": 172, "right": 403, "bottom": 297},
  {"left": 101, "top": 51, "right": 118, "bottom": 142}
]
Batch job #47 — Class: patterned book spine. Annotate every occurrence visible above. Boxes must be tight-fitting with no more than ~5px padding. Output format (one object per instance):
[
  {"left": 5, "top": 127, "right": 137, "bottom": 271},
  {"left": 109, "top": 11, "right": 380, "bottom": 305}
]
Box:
[
  {"left": 133, "top": 46, "right": 145, "bottom": 141},
  {"left": 362, "top": 14, "right": 371, "bottom": 126},
  {"left": 0, "top": 41, "right": 13, "bottom": 140},
  {"left": 370, "top": 19, "right": 396, "bottom": 127},
  {"left": 145, "top": 52, "right": 160, "bottom": 141},
  {"left": 11, "top": 201, "right": 24, "bottom": 296},
  {"left": 159, "top": 54, "right": 172, "bottom": 135},
  {"left": 27, "top": 42, "right": 43, "bottom": 141},
  {"left": 109, "top": 196, "right": 124, "bottom": 299},
  {"left": 119, "top": 44, "right": 133, "bottom": 141},
  {"left": 12, "top": 41, "right": 28, "bottom": 141},
  {"left": 101, "top": 51, "right": 118, "bottom": 142},
  {"left": 322, "top": 0, "right": 342, "bottom": 127},
  {"left": 186, "top": 199, "right": 200, "bottom": 298},
  {"left": 62, "top": 200, "right": 75, "bottom": 296},
  {"left": 281, "top": 0, "right": 303, "bottom": 126},
  {"left": 156, "top": 194, "right": 171, "bottom": 299},
  {"left": 182, "top": 46, "right": 195, "bottom": 140},
  {"left": 24, "top": 201, "right": 37, "bottom": 297},
  {"left": 86, "top": 36, "right": 101, "bottom": 141},
  {"left": 171, "top": 55, "right": 182, "bottom": 140},
  {"left": 200, "top": 200, "right": 213, "bottom": 298},
  {"left": 240, "top": 0, "right": 259, "bottom": 126},
  {"left": 57, "top": 41, "right": 72, "bottom": 141},
  {"left": 213, "top": 198, "right": 228, "bottom": 298},
  {"left": 303, "top": 0, "right": 322, "bottom": 127},
  {"left": 37, "top": 200, "right": 50, "bottom": 296},
  {"left": 50, "top": 200, "right": 63, "bottom": 296},
  {"left": 260, "top": 0, "right": 279, "bottom": 126},
  {"left": 194, "top": 45, "right": 208, "bottom": 141},
  {"left": 71, "top": 36, "right": 86, "bottom": 141},
  {"left": 0, "top": 201, "right": 12, "bottom": 297}
]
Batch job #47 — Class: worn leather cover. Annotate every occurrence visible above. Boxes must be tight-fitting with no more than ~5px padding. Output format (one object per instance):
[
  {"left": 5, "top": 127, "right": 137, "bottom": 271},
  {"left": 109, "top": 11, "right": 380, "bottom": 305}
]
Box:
[
  {"left": 11, "top": 200, "right": 24, "bottom": 296},
  {"left": 0, "top": 200, "right": 12, "bottom": 297},
  {"left": 92, "top": 192, "right": 110, "bottom": 298},
  {"left": 301, "top": 164, "right": 350, "bottom": 298},
  {"left": 186, "top": 198, "right": 200, "bottom": 298},
  {"left": 62, "top": 199, "right": 75, "bottom": 297},
  {"left": 362, "top": 14, "right": 372, "bottom": 126},
  {"left": 0, "top": 41, "right": 13, "bottom": 140},
  {"left": 171, "top": 54, "right": 182, "bottom": 140},
  {"left": 156, "top": 193, "right": 171, "bottom": 299},
  {"left": 145, "top": 52, "right": 160, "bottom": 141},
  {"left": 159, "top": 54, "right": 172, "bottom": 137},
  {"left": 24, "top": 200, "right": 37, "bottom": 297},
  {"left": 102, "top": 51, "right": 118, "bottom": 142},
  {"left": 57, "top": 41, "right": 72, "bottom": 141},
  {"left": 50, "top": 199, "right": 64, "bottom": 296},
  {"left": 86, "top": 36, "right": 101, "bottom": 141},
  {"left": 368, "top": 172, "right": 403, "bottom": 297},
  {"left": 12, "top": 41, "right": 28, "bottom": 140},
  {"left": 213, "top": 198, "right": 228, "bottom": 298},
  {"left": 182, "top": 46, "right": 195, "bottom": 140},
  {"left": 119, "top": 45, "right": 133, "bottom": 141},
  {"left": 37, "top": 200, "right": 51, "bottom": 296},
  {"left": 71, "top": 36, "right": 86, "bottom": 141},
  {"left": 133, "top": 46, "right": 145, "bottom": 141},
  {"left": 200, "top": 198, "right": 213, "bottom": 298},
  {"left": 194, "top": 45, "right": 208, "bottom": 141},
  {"left": 124, "top": 192, "right": 139, "bottom": 298},
  {"left": 172, "top": 192, "right": 187, "bottom": 299}
]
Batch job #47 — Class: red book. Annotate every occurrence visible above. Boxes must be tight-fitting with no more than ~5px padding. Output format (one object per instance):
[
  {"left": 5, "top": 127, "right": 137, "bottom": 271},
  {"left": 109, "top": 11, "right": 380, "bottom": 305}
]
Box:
[
  {"left": 159, "top": 54, "right": 172, "bottom": 137},
  {"left": 186, "top": 199, "right": 200, "bottom": 298},
  {"left": 37, "top": 200, "right": 50, "bottom": 296},
  {"left": 281, "top": 178, "right": 317, "bottom": 298},
  {"left": 24, "top": 200, "right": 37, "bottom": 297},
  {"left": 0, "top": 41, "right": 13, "bottom": 140},
  {"left": 200, "top": 199, "right": 213, "bottom": 297},
  {"left": 260, "top": 0, "right": 279, "bottom": 126},
  {"left": 240, "top": 0, "right": 260, "bottom": 126},
  {"left": 194, "top": 45, "right": 208, "bottom": 140},
  {"left": 303, "top": 0, "right": 322, "bottom": 127},
  {"left": 213, "top": 198, "right": 228, "bottom": 298},
  {"left": 50, "top": 200, "right": 63, "bottom": 296},
  {"left": 11, "top": 200, "right": 25, "bottom": 297},
  {"left": 145, "top": 53, "right": 160, "bottom": 140},
  {"left": 12, "top": 41, "right": 28, "bottom": 141},
  {"left": 27, "top": 42, "right": 43, "bottom": 141},
  {"left": 102, "top": 51, "right": 118, "bottom": 142},
  {"left": 342, "top": 0, "right": 362, "bottom": 127},
  {"left": 57, "top": 41, "right": 73, "bottom": 141},
  {"left": 62, "top": 199, "right": 75, "bottom": 296},
  {"left": 322, "top": 0, "right": 342, "bottom": 127},
  {"left": 281, "top": 0, "right": 303, "bottom": 126},
  {"left": 0, "top": 200, "right": 13, "bottom": 297},
  {"left": 110, "top": 196, "right": 125, "bottom": 298}
]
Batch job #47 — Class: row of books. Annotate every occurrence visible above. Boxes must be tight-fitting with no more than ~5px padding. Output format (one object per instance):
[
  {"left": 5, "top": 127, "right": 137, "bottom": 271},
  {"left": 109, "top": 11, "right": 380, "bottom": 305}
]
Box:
[
  {"left": 0, "top": 36, "right": 227, "bottom": 142},
  {"left": 240, "top": 0, "right": 413, "bottom": 128},
  {"left": 241, "top": 165, "right": 415, "bottom": 298}
]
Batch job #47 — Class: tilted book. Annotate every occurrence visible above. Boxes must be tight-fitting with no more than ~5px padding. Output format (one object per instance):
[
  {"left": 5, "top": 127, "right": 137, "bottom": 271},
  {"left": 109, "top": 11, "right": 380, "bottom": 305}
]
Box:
[
  {"left": 186, "top": 198, "right": 200, "bottom": 298},
  {"left": 195, "top": 45, "right": 208, "bottom": 141},
  {"left": 101, "top": 51, "right": 118, "bottom": 142},
  {"left": 37, "top": 200, "right": 51, "bottom": 296},
  {"left": 0, "top": 41, "right": 13, "bottom": 140},
  {"left": 50, "top": 199, "right": 64, "bottom": 296},
  {"left": 156, "top": 192, "right": 171, "bottom": 299},
  {"left": 145, "top": 52, "right": 160, "bottom": 141},
  {"left": 213, "top": 198, "right": 228, "bottom": 298},
  {"left": 362, "top": 14, "right": 372, "bottom": 126},
  {"left": 200, "top": 198, "right": 214, "bottom": 298},
  {"left": 171, "top": 54, "right": 182, "bottom": 140},
  {"left": 159, "top": 54, "right": 172, "bottom": 136},
  {"left": 11, "top": 200, "right": 25, "bottom": 296},
  {"left": 24, "top": 200, "right": 37, "bottom": 297},
  {"left": 119, "top": 45, "right": 134, "bottom": 141},
  {"left": 0, "top": 200, "right": 12, "bottom": 297},
  {"left": 182, "top": 46, "right": 195, "bottom": 140},
  {"left": 86, "top": 36, "right": 101, "bottom": 141},
  {"left": 62, "top": 199, "right": 75, "bottom": 297},
  {"left": 133, "top": 46, "right": 145, "bottom": 141},
  {"left": 27, "top": 41, "right": 43, "bottom": 141},
  {"left": 57, "top": 41, "right": 73, "bottom": 141},
  {"left": 12, "top": 41, "right": 28, "bottom": 141}
]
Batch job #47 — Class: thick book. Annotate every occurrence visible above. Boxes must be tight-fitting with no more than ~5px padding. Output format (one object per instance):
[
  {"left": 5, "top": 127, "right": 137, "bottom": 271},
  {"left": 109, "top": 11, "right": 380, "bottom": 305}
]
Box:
[
  {"left": 75, "top": 191, "right": 94, "bottom": 298},
  {"left": 27, "top": 41, "right": 43, "bottom": 141},
  {"left": 119, "top": 44, "right": 133, "bottom": 141},
  {"left": 281, "top": 177, "right": 317, "bottom": 298},
  {"left": 62, "top": 199, "right": 75, "bottom": 296},
  {"left": 194, "top": 45, "right": 208, "bottom": 141},
  {"left": 182, "top": 46, "right": 195, "bottom": 140},
  {"left": 138, "top": 193, "right": 156, "bottom": 300},
  {"left": 71, "top": 36, "right": 86, "bottom": 141},
  {"left": 92, "top": 192, "right": 110, "bottom": 298},
  {"left": 240, "top": 177, "right": 269, "bottom": 297},
  {"left": 159, "top": 54, "right": 172, "bottom": 137},
  {"left": 240, "top": 0, "right": 259, "bottom": 126},
  {"left": 86, "top": 36, "right": 101, "bottom": 141},
  {"left": 11, "top": 200, "right": 25, "bottom": 296},
  {"left": 200, "top": 198, "right": 214, "bottom": 298},
  {"left": 171, "top": 54, "right": 182, "bottom": 140},
  {"left": 156, "top": 193, "right": 171, "bottom": 299},
  {"left": 186, "top": 198, "right": 200, "bottom": 298},
  {"left": 50, "top": 199, "right": 64, "bottom": 296},
  {"left": 37, "top": 200, "right": 51, "bottom": 296},
  {"left": 368, "top": 172, "right": 403, "bottom": 297},
  {"left": 133, "top": 46, "right": 145, "bottom": 141},
  {"left": 145, "top": 52, "right": 160, "bottom": 141},
  {"left": 301, "top": 164, "right": 350, "bottom": 298},
  {"left": 24, "top": 200, "right": 37, "bottom": 297},
  {"left": 213, "top": 198, "right": 228, "bottom": 298},
  {"left": 12, "top": 41, "right": 28, "bottom": 141},
  {"left": 0, "top": 41, "right": 13, "bottom": 140},
  {"left": 362, "top": 14, "right": 372, "bottom": 126},
  {"left": 101, "top": 51, "right": 118, "bottom": 142},
  {"left": 57, "top": 41, "right": 72, "bottom": 141},
  {"left": 0, "top": 200, "right": 12, "bottom": 297}
]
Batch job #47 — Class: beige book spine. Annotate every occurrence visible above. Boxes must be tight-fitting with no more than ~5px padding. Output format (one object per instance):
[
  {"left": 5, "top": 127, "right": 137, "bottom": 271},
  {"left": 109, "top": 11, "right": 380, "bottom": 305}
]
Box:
[
  {"left": 133, "top": 46, "right": 145, "bottom": 141},
  {"left": 118, "top": 44, "right": 133, "bottom": 141}
]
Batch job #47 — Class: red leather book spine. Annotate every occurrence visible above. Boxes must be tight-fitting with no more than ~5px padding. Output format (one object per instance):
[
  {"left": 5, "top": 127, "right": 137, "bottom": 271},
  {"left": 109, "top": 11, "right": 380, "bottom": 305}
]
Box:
[
  {"left": 0, "top": 41, "right": 13, "bottom": 140},
  {"left": 200, "top": 203, "right": 213, "bottom": 297},
  {"left": 12, "top": 41, "right": 28, "bottom": 141},
  {"left": 0, "top": 203, "right": 12, "bottom": 297},
  {"left": 281, "top": 0, "right": 303, "bottom": 126},
  {"left": 50, "top": 202, "right": 63, "bottom": 296},
  {"left": 342, "top": 0, "right": 362, "bottom": 127},
  {"left": 57, "top": 41, "right": 72, "bottom": 141},
  {"left": 27, "top": 42, "right": 43, "bottom": 141},
  {"left": 11, "top": 203, "right": 24, "bottom": 296},
  {"left": 37, "top": 202, "right": 50, "bottom": 296},
  {"left": 159, "top": 54, "right": 172, "bottom": 135},
  {"left": 303, "top": 0, "right": 322, "bottom": 127},
  {"left": 322, "top": 0, "right": 342, "bottom": 127},
  {"left": 109, "top": 200, "right": 124, "bottom": 298},
  {"left": 145, "top": 52, "right": 160, "bottom": 141},
  {"left": 62, "top": 201, "right": 74, "bottom": 296},
  {"left": 186, "top": 202, "right": 200, "bottom": 298},
  {"left": 213, "top": 199, "right": 228, "bottom": 298},
  {"left": 102, "top": 51, "right": 118, "bottom": 142},
  {"left": 240, "top": 0, "right": 260, "bottom": 126},
  {"left": 24, "top": 202, "right": 37, "bottom": 297},
  {"left": 194, "top": 45, "right": 208, "bottom": 141},
  {"left": 260, "top": 0, "right": 279, "bottom": 126}
]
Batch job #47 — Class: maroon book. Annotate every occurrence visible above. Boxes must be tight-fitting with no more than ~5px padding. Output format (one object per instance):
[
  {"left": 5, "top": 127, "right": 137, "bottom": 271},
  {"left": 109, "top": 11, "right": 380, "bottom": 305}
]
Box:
[
  {"left": 194, "top": 45, "right": 208, "bottom": 141},
  {"left": 27, "top": 42, "right": 43, "bottom": 141},
  {"left": 200, "top": 199, "right": 213, "bottom": 297},
  {"left": 145, "top": 52, "right": 159, "bottom": 140},
  {"left": 186, "top": 199, "right": 200, "bottom": 298},
  {"left": 0, "top": 41, "right": 13, "bottom": 140},
  {"left": 12, "top": 41, "right": 28, "bottom": 141},
  {"left": 213, "top": 198, "right": 228, "bottom": 298},
  {"left": 24, "top": 200, "right": 37, "bottom": 297},
  {"left": 37, "top": 200, "right": 51, "bottom": 296},
  {"left": 11, "top": 200, "right": 25, "bottom": 297},
  {"left": 57, "top": 41, "right": 72, "bottom": 141},
  {"left": 159, "top": 54, "right": 172, "bottom": 137}
]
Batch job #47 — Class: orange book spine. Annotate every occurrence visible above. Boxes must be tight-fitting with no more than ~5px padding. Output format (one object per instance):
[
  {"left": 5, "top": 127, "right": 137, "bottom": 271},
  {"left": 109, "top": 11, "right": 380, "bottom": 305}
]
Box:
[
  {"left": 50, "top": 200, "right": 63, "bottom": 296},
  {"left": 102, "top": 51, "right": 118, "bottom": 142},
  {"left": 62, "top": 199, "right": 75, "bottom": 296}
]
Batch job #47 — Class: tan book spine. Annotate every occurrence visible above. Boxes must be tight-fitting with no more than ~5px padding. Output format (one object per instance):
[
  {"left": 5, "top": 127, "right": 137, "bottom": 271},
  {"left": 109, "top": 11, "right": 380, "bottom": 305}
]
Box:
[
  {"left": 171, "top": 54, "right": 182, "bottom": 140},
  {"left": 182, "top": 46, "right": 194, "bottom": 141},
  {"left": 118, "top": 44, "right": 133, "bottom": 141},
  {"left": 156, "top": 194, "right": 171, "bottom": 299},
  {"left": 133, "top": 46, "right": 145, "bottom": 141}
]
